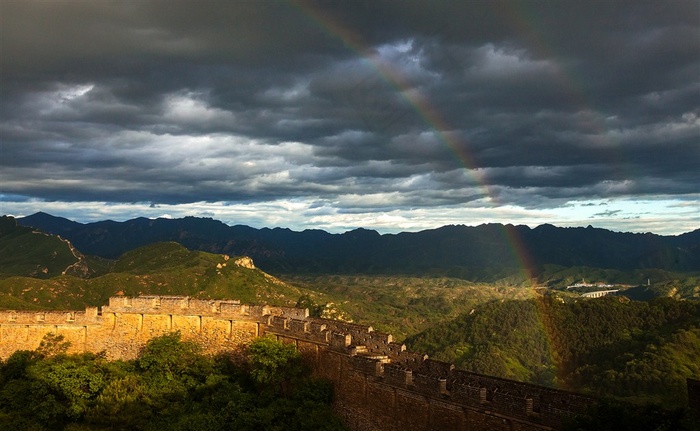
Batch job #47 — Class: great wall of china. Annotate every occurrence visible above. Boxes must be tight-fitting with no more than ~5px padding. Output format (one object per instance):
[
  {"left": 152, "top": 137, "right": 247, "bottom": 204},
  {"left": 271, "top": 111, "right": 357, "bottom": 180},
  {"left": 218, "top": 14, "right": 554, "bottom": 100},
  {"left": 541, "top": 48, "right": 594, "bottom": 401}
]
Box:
[{"left": 0, "top": 295, "right": 603, "bottom": 430}]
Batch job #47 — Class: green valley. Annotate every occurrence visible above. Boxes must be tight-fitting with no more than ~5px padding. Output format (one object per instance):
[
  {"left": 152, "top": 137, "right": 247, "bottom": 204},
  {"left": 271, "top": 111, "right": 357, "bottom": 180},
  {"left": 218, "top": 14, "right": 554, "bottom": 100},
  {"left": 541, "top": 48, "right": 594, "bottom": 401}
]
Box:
[{"left": 405, "top": 296, "right": 700, "bottom": 408}]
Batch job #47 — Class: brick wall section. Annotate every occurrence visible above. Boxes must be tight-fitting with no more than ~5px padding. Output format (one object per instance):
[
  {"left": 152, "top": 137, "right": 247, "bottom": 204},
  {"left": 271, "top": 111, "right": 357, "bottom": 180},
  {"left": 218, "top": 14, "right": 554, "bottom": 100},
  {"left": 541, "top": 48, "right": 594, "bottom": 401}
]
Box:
[
  {"left": 0, "top": 295, "right": 599, "bottom": 430},
  {"left": 0, "top": 295, "right": 279, "bottom": 360},
  {"left": 266, "top": 313, "right": 597, "bottom": 430}
]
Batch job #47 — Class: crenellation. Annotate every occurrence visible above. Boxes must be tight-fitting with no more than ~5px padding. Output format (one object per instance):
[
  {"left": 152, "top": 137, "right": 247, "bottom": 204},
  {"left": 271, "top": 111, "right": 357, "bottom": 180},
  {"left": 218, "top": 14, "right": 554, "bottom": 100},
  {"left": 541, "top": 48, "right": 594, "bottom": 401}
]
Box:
[
  {"left": 330, "top": 332, "right": 352, "bottom": 350},
  {"left": 387, "top": 350, "right": 428, "bottom": 368},
  {"left": 160, "top": 296, "right": 189, "bottom": 310},
  {"left": 106, "top": 296, "right": 253, "bottom": 318},
  {"left": 266, "top": 314, "right": 598, "bottom": 430},
  {"left": 274, "top": 318, "right": 330, "bottom": 345},
  {"left": 0, "top": 295, "right": 602, "bottom": 430},
  {"left": 351, "top": 355, "right": 385, "bottom": 377},
  {"left": 272, "top": 315, "right": 288, "bottom": 328},
  {"left": 219, "top": 301, "right": 244, "bottom": 316},
  {"left": 387, "top": 341, "right": 405, "bottom": 354},
  {"left": 310, "top": 320, "right": 328, "bottom": 333},
  {"left": 0, "top": 309, "right": 102, "bottom": 325},
  {"left": 181, "top": 298, "right": 219, "bottom": 314},
  {"left": 305, "top": 321, "right": 331, "bottom": 343},
  {"left": 384, "top": 363, "right": 413, "bottom": 387},
  {"left": 0, "top": 296, "right": 267, "bottom": 360},
  {"left": 412, "top": 372, "right": 449, "bottom": 398},
  {"left": 246, "top": 304, "right": 270, "bottom": 317},
  {"left": 450, "top": 381, "right": 486, "bottom": 407},
  {"left": 108, "top": 296, "right": 131, "bottom": 308},
  {"left": 288, "top": 318, "right": 309, "bottom": 333},
  {"left": 271, "top": 306, "right": 309, "bottom": 320},
  {"left": 314, "top": 318, "right": 374, "bottom": 338},
  {"left": 354, "top": 331, "right": 394, "bottom": 355}
]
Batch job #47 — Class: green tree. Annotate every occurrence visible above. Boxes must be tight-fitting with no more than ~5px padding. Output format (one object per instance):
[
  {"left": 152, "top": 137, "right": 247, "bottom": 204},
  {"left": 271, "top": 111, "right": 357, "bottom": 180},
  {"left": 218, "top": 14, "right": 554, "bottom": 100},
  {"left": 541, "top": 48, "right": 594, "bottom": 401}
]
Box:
[
  {"left": 28, "top": 353, "right": 107, "bottom": 420},
  {"left": 36, "top": 332, "right": 71, "bottom": 358},
  {"left": 246, "top": 336, "right": 303, "bottom": 392},
  {"left": 295, "top": 294, "right": 323, "bottom": 317},
  {"left": 0, "top": 333, "right": 346, "bottom": 431}
]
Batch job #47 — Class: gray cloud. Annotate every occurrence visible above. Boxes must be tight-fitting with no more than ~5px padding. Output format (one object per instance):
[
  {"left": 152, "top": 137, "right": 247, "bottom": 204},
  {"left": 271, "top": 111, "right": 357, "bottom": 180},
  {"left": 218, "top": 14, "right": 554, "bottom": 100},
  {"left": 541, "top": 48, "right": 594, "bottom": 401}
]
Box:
[{"left": 1, "top": 0, "right": 698, "bottom": 233}]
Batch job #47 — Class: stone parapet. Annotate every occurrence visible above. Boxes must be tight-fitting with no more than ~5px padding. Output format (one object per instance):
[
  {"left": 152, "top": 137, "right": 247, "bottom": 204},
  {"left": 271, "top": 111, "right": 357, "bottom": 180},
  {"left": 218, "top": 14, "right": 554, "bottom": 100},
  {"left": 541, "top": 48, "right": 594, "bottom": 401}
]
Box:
[
  {"left": 1, "top": 295, "right": 597, "bottom": 430},
  {"left": 0, "top": 295, "right": 264, "bottom": 359},
  {"left": 103, "top": 295, "right": 275, "bottom": 321},
  {"left": 0, "top": 308, "right": 101, "bottom": 325},
  {"left": 266, "top": 314, "right": 596, "bottom": 430}
]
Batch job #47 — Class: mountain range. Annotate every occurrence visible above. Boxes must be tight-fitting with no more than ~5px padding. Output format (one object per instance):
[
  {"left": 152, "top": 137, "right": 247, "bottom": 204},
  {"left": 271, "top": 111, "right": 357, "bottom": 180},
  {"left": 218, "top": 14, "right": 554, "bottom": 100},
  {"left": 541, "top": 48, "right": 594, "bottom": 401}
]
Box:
[
  {"left": 0, "top": 215, "right": 313, "bottom": 310},
  {"left": 2, "top": 213, "right": 700, "bottom": 411},
  {"left": 17, "top": 212, "right": 700, "bottom": 281}
]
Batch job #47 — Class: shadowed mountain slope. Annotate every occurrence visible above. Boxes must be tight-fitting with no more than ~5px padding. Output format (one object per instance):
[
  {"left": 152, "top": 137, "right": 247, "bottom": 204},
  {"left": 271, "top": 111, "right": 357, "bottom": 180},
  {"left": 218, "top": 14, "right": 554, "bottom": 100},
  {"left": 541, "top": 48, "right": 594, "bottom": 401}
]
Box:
[
  {"left": 0, "top": 215, "right": 83, "bottom": 279},
  {"left": 18, "top": 213, "right": 700, "bottom": 279}
]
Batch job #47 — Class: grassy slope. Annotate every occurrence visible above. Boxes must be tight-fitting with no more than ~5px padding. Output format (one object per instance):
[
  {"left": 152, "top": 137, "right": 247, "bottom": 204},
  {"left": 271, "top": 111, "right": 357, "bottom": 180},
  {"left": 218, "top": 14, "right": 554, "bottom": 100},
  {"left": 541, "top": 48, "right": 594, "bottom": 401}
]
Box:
[
  {"left": 0, "top": 293, "right": 44, "bottom": 310},
  {"left": 0, "top": 242, "right": 317, "bottom": 310}
]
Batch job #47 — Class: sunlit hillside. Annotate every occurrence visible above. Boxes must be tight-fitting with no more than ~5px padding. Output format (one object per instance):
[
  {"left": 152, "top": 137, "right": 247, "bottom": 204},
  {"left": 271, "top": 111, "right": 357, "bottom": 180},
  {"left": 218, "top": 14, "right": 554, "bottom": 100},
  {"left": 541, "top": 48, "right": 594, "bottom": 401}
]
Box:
[{"left": 0, "top": 242, "right": 313, "bottom": 310}]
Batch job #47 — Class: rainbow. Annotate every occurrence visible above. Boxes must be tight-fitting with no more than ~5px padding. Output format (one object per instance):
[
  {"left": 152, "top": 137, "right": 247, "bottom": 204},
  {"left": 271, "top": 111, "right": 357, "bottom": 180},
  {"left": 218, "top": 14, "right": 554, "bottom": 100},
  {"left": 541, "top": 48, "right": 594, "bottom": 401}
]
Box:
[
  {"left": 290, "top": 1, "right": 486, "bottom": 181},
  {"left": 288, "top": 1, "right": 632, "bottom": 392},
  {"left": 287, "top": 0, "right": 597, "bottom": 388},
  {"left": 289, "top": 1, "right": 542, "bottom": 280}
]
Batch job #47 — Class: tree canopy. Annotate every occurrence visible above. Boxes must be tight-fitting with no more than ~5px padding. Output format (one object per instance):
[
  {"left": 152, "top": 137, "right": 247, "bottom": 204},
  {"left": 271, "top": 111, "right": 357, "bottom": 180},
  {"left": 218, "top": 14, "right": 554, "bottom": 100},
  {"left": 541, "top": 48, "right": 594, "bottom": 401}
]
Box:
[{"left": 0, "top": 333, "right": 346, "bottom": 431}]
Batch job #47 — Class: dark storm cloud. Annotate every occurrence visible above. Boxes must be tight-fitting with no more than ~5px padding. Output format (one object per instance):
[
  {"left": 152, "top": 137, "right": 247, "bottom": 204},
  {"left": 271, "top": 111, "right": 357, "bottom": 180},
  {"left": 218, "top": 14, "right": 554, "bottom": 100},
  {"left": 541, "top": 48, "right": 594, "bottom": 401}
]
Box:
[{"left": 1, "top": 0, "right": 698, "bottom": 220}]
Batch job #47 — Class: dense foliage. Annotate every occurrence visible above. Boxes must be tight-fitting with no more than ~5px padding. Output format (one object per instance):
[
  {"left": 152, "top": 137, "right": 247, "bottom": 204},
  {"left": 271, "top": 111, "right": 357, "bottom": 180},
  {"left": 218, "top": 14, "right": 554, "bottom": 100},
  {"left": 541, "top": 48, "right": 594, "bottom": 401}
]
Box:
[
  {"left": 0, "top": 333, "right": 346, "bottom": 431},
  {"left": 288, "top": 274, "right": 537, "bottom": 339},
  {"left": 405, "top": 296, "right": 700, "bottom": 408}
]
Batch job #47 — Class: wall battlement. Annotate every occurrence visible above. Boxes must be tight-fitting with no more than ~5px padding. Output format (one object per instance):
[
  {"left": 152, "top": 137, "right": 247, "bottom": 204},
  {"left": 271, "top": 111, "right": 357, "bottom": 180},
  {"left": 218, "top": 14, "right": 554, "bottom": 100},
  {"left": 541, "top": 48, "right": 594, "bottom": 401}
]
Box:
[
  {"left": 266, "top": 313, "right": 595, "bottom": 430},
  {"left": 1, "top": 296, "right": 591, "bottom": 430},
  {"left": 104, "top": 295, "right": 307, "bottom": 320},
  {"left": 0, "top": 308, "right": 100, "bottom": 325}
]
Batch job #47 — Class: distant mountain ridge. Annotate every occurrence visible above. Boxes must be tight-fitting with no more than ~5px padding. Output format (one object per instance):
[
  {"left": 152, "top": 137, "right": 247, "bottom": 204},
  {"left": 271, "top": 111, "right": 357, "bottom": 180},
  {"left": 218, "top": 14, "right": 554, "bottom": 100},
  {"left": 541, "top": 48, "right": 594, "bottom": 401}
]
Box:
[{"left": 16, "top": 212, "right": 700, "bottom": 278}]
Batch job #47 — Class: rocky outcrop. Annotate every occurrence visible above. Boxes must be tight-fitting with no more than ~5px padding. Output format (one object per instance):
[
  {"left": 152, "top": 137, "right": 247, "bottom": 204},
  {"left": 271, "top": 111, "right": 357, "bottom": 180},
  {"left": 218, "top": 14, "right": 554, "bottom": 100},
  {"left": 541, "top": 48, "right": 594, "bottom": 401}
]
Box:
[{"left": 234, "top": 256, "right": 255, "bottom": 269}]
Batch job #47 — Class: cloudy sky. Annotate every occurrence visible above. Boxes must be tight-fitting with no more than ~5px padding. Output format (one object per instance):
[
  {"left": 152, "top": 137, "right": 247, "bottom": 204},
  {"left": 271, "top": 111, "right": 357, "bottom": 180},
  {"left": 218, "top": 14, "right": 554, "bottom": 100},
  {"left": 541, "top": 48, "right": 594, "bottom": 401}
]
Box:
[{"left": 1, "top": 0, "right": 698, "bottom": 234}]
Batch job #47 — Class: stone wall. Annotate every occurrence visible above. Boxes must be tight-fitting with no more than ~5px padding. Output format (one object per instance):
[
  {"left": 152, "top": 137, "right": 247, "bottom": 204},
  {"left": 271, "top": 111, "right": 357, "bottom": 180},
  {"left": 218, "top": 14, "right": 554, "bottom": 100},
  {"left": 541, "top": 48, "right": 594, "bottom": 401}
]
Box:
[
  {"left": 0, "top": 296, "right": 594, "bottom": 430},
  {"left": 0, "top": 295, "right": 306, "bottom": 360},
  {"left": 266, "top": 313, "right": 595, "bottom": 431}
]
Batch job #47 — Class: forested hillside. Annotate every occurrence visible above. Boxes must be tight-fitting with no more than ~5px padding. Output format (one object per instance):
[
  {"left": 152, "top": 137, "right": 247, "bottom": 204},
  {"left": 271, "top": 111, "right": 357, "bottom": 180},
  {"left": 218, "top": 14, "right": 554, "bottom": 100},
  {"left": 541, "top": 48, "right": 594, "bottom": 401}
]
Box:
[
  {"left": 0, "top": 333, "right": 346, "bottom": 430},
  {"left": 405, "top": 296, "right": 700, "bottom": 408}
]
